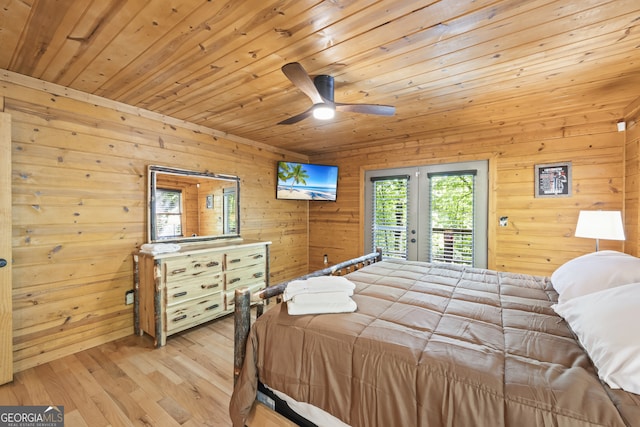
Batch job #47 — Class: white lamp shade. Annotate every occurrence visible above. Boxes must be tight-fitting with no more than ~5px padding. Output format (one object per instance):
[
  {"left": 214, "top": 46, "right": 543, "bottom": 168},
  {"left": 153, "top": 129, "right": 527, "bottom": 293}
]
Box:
[{"left": 575, "top": 210, "right": 625, "bottom": 241}]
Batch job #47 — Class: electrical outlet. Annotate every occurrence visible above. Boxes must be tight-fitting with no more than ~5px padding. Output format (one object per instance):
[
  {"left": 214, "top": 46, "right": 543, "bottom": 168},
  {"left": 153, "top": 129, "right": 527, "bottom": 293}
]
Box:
[{"left": 125, "top": 290, "right": 134, "bottom": 305}]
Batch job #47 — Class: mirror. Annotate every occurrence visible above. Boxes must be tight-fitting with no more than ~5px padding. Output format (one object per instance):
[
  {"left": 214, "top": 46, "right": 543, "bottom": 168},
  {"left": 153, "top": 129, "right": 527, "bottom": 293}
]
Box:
[{"left": 148, "top": 165, "right": 240, "bottom": 243}]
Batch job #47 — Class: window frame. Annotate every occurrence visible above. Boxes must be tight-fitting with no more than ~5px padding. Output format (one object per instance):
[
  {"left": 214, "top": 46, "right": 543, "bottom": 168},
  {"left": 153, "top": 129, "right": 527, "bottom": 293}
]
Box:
[{"left": 154, "top": 187, "right": 184, "bottom": 239}]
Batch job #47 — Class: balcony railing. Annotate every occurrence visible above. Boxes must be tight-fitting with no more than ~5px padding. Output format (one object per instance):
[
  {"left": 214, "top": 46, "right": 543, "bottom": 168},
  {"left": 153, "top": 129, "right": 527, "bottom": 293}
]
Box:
[{"left": 430, "top": 227, "right": 473, "bottom": 265}]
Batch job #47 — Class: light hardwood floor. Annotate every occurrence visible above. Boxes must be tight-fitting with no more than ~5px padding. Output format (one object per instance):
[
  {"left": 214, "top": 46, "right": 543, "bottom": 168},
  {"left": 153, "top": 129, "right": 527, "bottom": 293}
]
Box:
[{"left": 0, "top": 312, "right": 242, "bottom": 426}]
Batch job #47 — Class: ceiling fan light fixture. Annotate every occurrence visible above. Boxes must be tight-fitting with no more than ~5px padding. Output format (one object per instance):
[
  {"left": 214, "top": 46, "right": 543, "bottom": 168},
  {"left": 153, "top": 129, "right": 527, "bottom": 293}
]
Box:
[
  {"left": 278, "top": 62, "right": 395, "bottom": 125},
  {"left": 312, "top": 103, "right": 335, "bottom": 120}
]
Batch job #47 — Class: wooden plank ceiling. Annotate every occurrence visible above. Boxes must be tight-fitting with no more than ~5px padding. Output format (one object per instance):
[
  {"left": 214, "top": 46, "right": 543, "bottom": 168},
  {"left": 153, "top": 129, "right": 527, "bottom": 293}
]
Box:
[{"left": 1, "top": 0, "right": 639, "bottom": 156}]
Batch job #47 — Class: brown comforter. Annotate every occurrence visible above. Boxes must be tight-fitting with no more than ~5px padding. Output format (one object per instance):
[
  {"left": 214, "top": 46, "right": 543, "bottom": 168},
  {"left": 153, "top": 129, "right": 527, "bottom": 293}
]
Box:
[{"left": 230, "top": 259, "right": 640, "bottom": 426}]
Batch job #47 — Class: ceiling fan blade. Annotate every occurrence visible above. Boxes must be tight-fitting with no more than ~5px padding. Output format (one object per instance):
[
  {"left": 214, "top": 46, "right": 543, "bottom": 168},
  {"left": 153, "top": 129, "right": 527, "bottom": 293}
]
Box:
[
  {"left": 335, "top": 103, "right": 396, "bottom": 116},
  {"left": 282, "top": 62, "right": 324, "bottom": 105},
  {"left": 277, "top": 108, "right": 313, "bottom": 125}
]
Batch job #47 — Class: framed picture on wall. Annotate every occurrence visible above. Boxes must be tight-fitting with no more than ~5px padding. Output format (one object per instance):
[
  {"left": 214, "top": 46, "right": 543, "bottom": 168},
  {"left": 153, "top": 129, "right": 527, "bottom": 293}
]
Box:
[{"left": 535, "top": 162, "right": 571, "bottom": 198}]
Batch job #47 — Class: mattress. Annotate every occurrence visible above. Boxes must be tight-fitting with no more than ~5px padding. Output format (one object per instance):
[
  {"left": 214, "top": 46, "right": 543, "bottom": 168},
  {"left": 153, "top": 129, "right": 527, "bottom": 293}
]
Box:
[{"left": 230, "top": 259, "right": 640, "bottom": 426}]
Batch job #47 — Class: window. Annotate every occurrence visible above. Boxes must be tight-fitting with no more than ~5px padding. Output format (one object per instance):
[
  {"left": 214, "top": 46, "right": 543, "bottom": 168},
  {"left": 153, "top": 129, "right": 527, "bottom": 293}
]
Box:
[
  {"left": 155, "top": 188, "right": 183, "bottom": 238},
  {"left": 223, "top": 188, "right": 237, "bottom": 234}
]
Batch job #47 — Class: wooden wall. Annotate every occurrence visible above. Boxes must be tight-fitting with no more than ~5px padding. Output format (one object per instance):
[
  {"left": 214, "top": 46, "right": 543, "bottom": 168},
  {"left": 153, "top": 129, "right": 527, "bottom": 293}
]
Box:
[
  {"left": 1, "top": 113, "right": 13, "bottom": 384},
  {"left": 197, "top": 179, "right": 229, "bottom": 237},
  {"left": 309, "top": 112, "right": 628, "bottom": 277},
  {"left": 625, "top": 99, "right": 640, "bottom": 256},
  {"left": 155, "top": 174, "right": 201, "bottom": 238},
  {"left": 2, "top": 72, "right": 309, "bottom": 373}
]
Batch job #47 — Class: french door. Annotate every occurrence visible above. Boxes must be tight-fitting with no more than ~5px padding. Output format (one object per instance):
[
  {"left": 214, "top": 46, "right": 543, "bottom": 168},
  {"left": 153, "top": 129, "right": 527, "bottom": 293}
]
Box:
[{"left": 364, "top": 160, "right": 488, "bottom": 268}]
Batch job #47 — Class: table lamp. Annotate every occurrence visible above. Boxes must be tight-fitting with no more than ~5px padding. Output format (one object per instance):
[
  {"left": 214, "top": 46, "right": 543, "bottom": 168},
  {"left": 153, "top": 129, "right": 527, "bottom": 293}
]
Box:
[{"left": 575, "top": 210, "right": 625, "bottom": 251}]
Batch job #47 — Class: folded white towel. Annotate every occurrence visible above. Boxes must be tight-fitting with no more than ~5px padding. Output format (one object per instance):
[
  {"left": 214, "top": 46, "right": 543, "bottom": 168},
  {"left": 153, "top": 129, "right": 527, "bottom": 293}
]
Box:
[
  {"left": 140, "top": 243, "right": 182, "bottom": 255},
  {"left": 287, "top": 297, "right": 357, "bottom": 316},
  {"left": 291, "top": 291, "right": 352, "bottom": 306},
  {"left": 284, "top": 276, "right": 355, "bottom": 301}
]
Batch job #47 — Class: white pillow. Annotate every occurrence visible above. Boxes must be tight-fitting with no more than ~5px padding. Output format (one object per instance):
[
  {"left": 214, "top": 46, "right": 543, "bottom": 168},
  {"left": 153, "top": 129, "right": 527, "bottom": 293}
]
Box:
[
  {"left": 551, "top": 250, "right": 640, "bottom": 302},
  {"left": 552, "top": 282, "right": 640, "bottom": 394}
]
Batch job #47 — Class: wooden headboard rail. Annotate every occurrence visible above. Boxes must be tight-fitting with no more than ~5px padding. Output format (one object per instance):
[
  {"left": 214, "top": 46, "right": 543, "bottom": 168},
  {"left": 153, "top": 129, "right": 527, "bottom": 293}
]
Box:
[{"left": 233, "top": 248, "right": 383, "bottom": 383}]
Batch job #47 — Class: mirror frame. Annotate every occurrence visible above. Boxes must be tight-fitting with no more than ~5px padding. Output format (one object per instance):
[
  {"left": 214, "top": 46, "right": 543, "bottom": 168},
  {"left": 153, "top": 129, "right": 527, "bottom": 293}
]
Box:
[{"left": 147, "top": 165, "right": 241, "bottom": 244}]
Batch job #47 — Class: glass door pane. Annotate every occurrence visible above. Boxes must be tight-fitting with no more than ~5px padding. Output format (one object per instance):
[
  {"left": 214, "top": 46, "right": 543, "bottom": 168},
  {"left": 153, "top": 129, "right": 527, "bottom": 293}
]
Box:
[
  {"left": 371, "top": 176, "right": 409, "bottom": 259},
  {"left": 428, "top": 173, "right": 476, "bottom": 265}
]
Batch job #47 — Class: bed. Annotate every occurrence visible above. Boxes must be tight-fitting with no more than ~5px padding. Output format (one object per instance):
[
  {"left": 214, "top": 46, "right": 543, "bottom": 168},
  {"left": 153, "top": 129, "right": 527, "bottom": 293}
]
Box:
[{"left": 230, "top": 250, "right": 640, "bottom": 426}]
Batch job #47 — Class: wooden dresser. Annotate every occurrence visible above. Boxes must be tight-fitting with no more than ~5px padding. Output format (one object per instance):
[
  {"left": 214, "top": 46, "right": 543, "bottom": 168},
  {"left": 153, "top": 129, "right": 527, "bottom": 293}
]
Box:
[{"left": 133, "top": 239, "right": 270, "bottom": 347}]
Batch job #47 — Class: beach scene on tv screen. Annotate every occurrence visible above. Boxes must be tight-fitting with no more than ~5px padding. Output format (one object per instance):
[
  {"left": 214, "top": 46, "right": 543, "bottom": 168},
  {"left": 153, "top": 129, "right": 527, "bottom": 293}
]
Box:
[{"left": 277, "top": 162, "right": 338, "bottom": 201}]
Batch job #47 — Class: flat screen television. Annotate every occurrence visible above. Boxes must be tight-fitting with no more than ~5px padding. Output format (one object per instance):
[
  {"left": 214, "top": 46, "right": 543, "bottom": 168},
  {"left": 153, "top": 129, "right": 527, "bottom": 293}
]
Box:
[{"left": 276, "top": 161, "right": 338, "bottom": 201}]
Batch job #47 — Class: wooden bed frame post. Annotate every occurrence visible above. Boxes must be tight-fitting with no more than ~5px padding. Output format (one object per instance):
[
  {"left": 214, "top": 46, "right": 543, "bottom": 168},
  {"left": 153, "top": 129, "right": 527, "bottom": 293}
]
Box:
[{"left": 234, "top": 287, "right": 252, "bottom": 384}]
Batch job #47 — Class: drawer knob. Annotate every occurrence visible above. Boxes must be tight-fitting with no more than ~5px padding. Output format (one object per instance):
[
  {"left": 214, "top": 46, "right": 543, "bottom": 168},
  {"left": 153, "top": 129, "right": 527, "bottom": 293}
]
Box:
[
  {"left": 201, "top": 283, "right": 219, "bottom": 289},
  {"left": 207, "top": 261, "right": 219, "bottom": 267},
  {"left": 173, "top": 291, "right": 188, "bottom": 298},
  {"left": 194, "top": 263, "right": 202, "bottom": 268},
  {"left": 205, "top": 304, "right": 220, "bottom": 311},
  {"left": 229, "top": 258, "right": 241, "bottom": 264},
  {"left": 229, "top": 277, "right": 241, "bottom": 284},
  {"left": 171, "top": 267, "right": 187, "bottom": 275},
  {"left": 253, "top": 272, "right": 264, "bottom": 278},
  {"left": 172, "top": 315, "right": 187, "bottom": 322},
  {"left": 253, "top": 254, "right": 264, "bottom": 259}
]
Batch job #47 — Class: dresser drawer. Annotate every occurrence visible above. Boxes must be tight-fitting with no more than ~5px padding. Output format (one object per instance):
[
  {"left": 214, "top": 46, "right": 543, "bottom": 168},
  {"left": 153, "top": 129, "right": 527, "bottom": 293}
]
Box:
[
  {"left": 164, "top": 252, "right": 223, "bottom": 282},
  {"left": 225, "top": 264, "right": 266, "bottom": 290},
  {"left": 165, "top": 292, "right": 224, "bottom": 333},
  {"left": 165, "top": 273, "right": 224, "bottom": 306},
  {"left": 225, "top": 282, "right": 265, "bottom": 311},
  {"left": 225, "top": 246, "right": 267, "bottom": 271}
]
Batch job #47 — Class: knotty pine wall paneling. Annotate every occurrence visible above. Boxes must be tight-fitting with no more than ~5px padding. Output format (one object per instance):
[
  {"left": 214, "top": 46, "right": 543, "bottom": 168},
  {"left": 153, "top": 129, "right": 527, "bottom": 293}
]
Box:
[
  {"left": 309, "top": 113, "right": 626, "bottom": 277},
  {"left": 624, "top": 98, "right": 640, "bottom": 256},
  {"left": 1, "top": 110, "right": 13, "bottom": 384},
  {"left": 3, "top": 74, "right": 309, "bottom": 373}
]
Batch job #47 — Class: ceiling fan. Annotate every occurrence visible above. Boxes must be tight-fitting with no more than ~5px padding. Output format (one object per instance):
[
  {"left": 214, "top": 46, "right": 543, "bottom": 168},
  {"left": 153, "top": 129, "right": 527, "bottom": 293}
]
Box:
[{"left": 278, "top": 62, "right": 396, "bottom": 125}]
